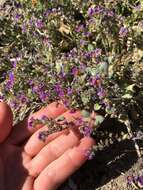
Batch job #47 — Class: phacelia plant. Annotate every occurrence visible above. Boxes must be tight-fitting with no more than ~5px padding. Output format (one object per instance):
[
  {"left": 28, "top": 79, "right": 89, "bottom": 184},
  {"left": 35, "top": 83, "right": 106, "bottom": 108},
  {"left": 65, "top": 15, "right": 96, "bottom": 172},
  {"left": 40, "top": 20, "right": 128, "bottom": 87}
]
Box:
[{"left": 0, "top": 0, "right": 143, "bottom": 152}]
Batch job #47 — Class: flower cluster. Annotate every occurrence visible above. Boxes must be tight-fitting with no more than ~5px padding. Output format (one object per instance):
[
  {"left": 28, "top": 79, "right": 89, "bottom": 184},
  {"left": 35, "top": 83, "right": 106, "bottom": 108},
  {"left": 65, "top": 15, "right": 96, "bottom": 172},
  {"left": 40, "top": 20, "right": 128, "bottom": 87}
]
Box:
[
  {"left": 0, "top": 0, "right": 143, "bottom": 138},
  {"left": 127, "top": 174, "right": 143, "bottom": 188}
]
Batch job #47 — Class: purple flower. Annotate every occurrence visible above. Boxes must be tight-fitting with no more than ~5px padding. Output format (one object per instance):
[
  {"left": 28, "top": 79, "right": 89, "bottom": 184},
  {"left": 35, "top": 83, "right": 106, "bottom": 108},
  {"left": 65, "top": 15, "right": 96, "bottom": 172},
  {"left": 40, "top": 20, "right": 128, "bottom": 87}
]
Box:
[
  {"left": 0, "top": 95, "right": 4, "bottom": 101},
  {"left": 54, "top": 84, "right": 64, "bottom": 97},
  {"left": 5, "top": 81, "right": 12, "bottom": 90},
  {"left": 90, "top": 75, "right": 101, "bottom": 86},
  {"left": 92, "top": 48, "right": 102, "bottom": 57},
  {"left": 9, "top": 71, "right": 14, "bottom": 82},
  {"left": 95, "top": 6, "right": 104, "bottom": 14},
  {"left": 6, "top": 71, "right": 15, "bottom": 90},
  {"left": 138, "top": 20, "right": 143, "bottom": 28},
  {"left": 29, "top": 18, "right": 34, "bottom": 26},
  {"left": 62, "top": 99, "right": 69, "bottom": 107},
  {"left": 59, "top": 72, "right": 65, "bottom": 78},
  {"left": 43, "top": 37, "right": 51, "bottom": 47},
  {"left": 14, "top": 2, "right": 22, "bottom": 8},
  {"left": 134, "top": 4, "right": 141, "bottom": 11},
  {"left": 127, "top": 176, "right": 134, "bottom": 185},
  {"left": 35, "top": 19, "right": 44, "bottom": 29},
  {"left": 58, "top": 90, "right": 64, "bottom": 97},
  {"left": 52, "top": 8, "right": 58, "bottom": 13},
  {"left": 80, "top": 125, "right": 93, "bottom": 137},
  {"left": 69, "top": 48, "right": 78, "bottom": 57},
  {"left": 119, "top": 27, "right": 128, "bottom": 37},
  {"left": 84, "top": 148, "right": 95, "bottom": 160},
  {"left": 80, "top": 40, "right": 87, "bottom": 46},
  {"left": 32, "top": 85, "right": 39, "bottom": 93},
  {"left": 28, "top": 79, "right": 34, "bottom": 86},
  {"left": 88, "top": 6, "right": 103, "bottom": 16},
  {"left": 39, "top": 91, "right": 48, "bottom": 102},
  {"left": 84, "top": 51, "right": 92, "bottom": 58},
  {"left": 41, "top": 115, "right": 48, "bottom": 121},
  {"left": 88, "top": 7, "right": 95, "bottom": 16},
  {"left": 10, "top": 100, "right": 18, "bottom": 109},
  {"left": 88, "top": 18, "right": 95, "bottom": 24},
  {"left": 67, "top": 87, "right": 73, "bottom": 96},
  {"left": 38, "top": 131, "right": 49, "bottom": 142},
  {"left": 71, "top": 66, "right": 78, "bottom": 75},
  {"left": 83, "top": 31, "right": 92, "bottom": 37},
  {"left": 22, "top": 23, "right": 27, "bottom": 33},
  {"left": 79, "top": 63, "right": 86, "bottom": 71},
  {"left": 15, "top": 14, "right": 21, "bottom": 22},
  {"left": 2, "top": 72, "right": 6, "bottom": 79},
  {"left": 28, "top": 117, "right": 35, "bottom": 128},
  {"left": 10, "top": 59, "right": 17, "bottom": 68},
  {"left": 17, "top": 93, "right": 28, "bottom": 104},
  {"left": 137, "top": 175, "right": 143, "bottom": 186},
  {"left": 97, "top": 87, "right": 105, "bottom": 99},
  {"left": 75, "top": 24, "right": 85, "bottom": 32},
  {"left": 107, "top": 10, "right": 114, "bottom": 17},
  {"left": 74, "top": 118, "right": 84, "bottom": 126},
  {"left": 43, "top": 10, "right": 50, "bottom": 17}
]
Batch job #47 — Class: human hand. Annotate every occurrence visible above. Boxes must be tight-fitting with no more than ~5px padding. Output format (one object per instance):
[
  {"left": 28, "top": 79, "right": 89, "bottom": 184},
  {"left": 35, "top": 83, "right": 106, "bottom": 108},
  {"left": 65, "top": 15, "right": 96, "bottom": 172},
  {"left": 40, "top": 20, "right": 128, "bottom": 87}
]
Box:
[{"left": 0, "top": 101, "right": 95, "bottom": 190}]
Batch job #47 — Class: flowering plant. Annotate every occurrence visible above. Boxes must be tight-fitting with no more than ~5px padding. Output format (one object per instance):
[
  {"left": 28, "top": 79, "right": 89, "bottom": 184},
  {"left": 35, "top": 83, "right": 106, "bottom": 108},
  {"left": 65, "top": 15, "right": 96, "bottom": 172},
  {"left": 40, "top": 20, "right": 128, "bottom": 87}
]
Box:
[{"left": 0, "top": 0, "right": 143, "bottom": 141}]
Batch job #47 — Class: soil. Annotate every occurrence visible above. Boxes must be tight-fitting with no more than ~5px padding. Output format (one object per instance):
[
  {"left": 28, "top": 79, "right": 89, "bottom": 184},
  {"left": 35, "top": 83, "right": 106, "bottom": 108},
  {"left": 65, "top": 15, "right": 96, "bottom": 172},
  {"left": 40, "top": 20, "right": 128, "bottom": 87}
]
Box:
[{"left": 59, "top": 118, "right": 143, "bottom": 190}]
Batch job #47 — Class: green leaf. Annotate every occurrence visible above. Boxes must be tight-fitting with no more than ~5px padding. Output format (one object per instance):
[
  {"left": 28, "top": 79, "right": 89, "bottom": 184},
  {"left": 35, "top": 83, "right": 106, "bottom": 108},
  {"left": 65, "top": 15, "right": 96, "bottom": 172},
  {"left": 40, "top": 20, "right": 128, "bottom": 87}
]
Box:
[
  {"left": 94, "top": 115, "right": 104, "bottom": 126},
  {"left": 108, "top": 65, "right": 114, "bottom": 78},
  {"left": 86, "top": 67, "right": 97, "bottom": 76},
  {"left": 81, "top": 110, "right": 90, "bottom": 118},
  {"left": 122, "top": 94, "right": 132, "bottom": 99},
  {"left": 55, "top": 61, "right": 63, "bottom": 73},
  {"left": 105, "top": 106, "right": 115, "bottom": 115},
  {"left": 98, "top": 62, "right": 108, "bottom": 74},
  {"left": 81, "top": 95, "right": 90, "bottom": 105},
  {"left": 126, "top": 84, "right": 136, "bottom": 92},
  {"left": 94, "top": 103, "right": 101, "bottom": 111},
  {"left": 88, "top": 44, "right": 94, "bottom": 51},
  {"left": 56, "top": 115, "right": 65, "bottom": 122}
]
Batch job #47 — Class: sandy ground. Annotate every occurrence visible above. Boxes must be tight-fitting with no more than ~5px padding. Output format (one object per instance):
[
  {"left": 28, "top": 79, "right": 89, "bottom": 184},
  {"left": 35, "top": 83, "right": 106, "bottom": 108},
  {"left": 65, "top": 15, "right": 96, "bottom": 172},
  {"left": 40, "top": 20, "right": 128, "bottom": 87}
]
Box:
[{"left": 59, "top": 118, "right": 143, "bottom": 190}]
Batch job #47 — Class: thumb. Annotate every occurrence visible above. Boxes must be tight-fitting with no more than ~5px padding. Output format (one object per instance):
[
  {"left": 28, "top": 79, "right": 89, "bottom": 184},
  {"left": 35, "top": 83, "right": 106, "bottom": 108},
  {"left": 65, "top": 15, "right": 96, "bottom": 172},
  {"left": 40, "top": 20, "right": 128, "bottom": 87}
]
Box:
[{"left": 0, "top": 102, "right": 13, "bottom": 143}]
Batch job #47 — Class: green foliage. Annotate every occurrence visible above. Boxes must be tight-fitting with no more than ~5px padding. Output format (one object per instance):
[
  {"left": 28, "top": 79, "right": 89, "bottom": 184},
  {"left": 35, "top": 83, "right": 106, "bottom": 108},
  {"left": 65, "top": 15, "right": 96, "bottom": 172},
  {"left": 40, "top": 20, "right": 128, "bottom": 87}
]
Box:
[{"left": 0, "top": 0, "right": 143, "bottom": 127}]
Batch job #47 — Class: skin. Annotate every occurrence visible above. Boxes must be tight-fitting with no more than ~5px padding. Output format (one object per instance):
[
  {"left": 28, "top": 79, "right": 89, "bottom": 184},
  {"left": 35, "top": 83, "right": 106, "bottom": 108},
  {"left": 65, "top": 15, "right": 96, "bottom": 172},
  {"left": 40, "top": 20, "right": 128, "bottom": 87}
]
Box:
[{"left": 0, "top": 102, "right": 95, "bottom": 190}]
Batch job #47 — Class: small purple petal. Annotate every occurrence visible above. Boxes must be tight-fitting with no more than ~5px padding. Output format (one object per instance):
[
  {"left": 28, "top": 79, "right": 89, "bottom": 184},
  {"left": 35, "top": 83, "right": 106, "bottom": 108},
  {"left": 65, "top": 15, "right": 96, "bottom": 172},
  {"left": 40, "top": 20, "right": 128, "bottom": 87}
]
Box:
[
  {"left": 35, "top": 19, "right": 44, "bottom": 29},
  {"left": 119, "top": 27, "right": 128, "bottom": 37}
]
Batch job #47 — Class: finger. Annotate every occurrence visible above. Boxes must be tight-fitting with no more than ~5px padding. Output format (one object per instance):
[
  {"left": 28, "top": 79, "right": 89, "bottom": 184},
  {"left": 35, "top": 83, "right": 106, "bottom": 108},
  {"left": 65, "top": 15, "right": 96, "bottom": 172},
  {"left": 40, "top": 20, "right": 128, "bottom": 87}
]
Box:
[
  {"left": 24, "top": 110, "right": 82, "bottom": 157},
  {"left": 26, "top": 126, "right": 82, "bottom": 177},
  {"left": 21, "top": 176, "right": 34, "bottom": 190},
  {"left": 34, "top": 137, "right": 95, "bottom": 190},
  {"left": 24, "top": 126, "right": 69, "bottom": 157},
  {"left": 9, "top": 102, "right": 67, "bottom": 145},
  {"left": 0, "top": 102, "right": 13, "bottom": 143}
]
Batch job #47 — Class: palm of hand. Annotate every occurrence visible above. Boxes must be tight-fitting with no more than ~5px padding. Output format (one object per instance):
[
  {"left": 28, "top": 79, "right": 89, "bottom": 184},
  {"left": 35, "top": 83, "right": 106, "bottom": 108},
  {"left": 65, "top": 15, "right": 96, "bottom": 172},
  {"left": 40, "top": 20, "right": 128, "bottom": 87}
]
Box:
[
  {"left": 0, "top": 102, "right": 95, "bottom": 190},
  {"left": 0, "top": 141, "right": 32, "bottom": 190}
]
